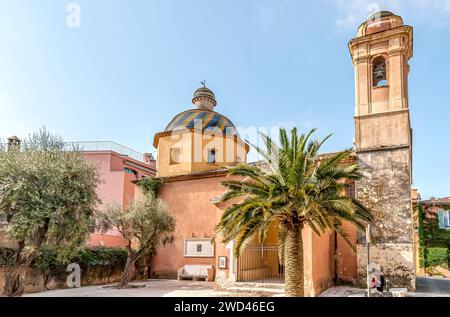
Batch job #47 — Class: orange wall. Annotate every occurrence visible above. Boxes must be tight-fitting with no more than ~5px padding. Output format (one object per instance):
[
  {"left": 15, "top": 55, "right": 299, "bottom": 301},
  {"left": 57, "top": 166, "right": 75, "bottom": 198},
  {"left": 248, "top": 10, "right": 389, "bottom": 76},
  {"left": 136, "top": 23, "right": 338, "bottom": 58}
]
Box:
[
  {"left": 153, "top": 174, "right": 359, "bottom": 293},
  {"left": 152, "top": 176, "right": 232, "bottom": 278},
  {"left": 336, "top": 221, "right": 358, "bottom": 282},
  {"left": 310, "top": 231, "right": 335, "bottom": 295}
]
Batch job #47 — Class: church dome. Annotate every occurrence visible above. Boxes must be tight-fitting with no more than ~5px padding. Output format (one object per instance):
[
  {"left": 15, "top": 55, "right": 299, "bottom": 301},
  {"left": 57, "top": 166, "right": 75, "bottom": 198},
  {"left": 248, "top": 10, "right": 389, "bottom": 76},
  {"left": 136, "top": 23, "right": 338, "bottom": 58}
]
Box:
[
  {"left": 164, "top": 109, "right": 238, "bottom": 135},
  {"left": 163, "top": 82, "right": 238, "bottom": 135}
]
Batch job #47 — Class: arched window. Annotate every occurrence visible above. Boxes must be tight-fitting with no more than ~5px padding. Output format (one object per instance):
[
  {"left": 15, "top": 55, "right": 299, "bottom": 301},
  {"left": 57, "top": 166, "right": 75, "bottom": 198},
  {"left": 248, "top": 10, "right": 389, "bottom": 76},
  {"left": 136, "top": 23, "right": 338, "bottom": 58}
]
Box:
[
  {"left": 373, "top": 57, "right": 387, "bottom": 87},
  {"left": 207, "top": 148, "right": 216, "bottom": 163},
  {"left": 170, "top": 147, "right": 181, "bottom": 165}
]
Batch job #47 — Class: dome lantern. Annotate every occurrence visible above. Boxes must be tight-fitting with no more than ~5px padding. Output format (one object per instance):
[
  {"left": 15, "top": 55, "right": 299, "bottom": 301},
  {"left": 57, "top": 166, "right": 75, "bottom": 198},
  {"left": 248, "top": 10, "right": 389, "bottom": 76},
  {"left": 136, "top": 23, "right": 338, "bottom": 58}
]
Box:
[{"left": 192, "top": 80, "right": 217, "bottom": 110}]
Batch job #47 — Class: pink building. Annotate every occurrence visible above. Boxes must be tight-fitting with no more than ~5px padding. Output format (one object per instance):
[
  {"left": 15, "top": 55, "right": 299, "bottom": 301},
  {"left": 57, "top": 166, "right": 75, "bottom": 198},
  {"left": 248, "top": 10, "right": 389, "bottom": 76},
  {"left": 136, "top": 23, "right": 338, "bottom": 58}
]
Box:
[{"left": 70, "top": 141, "right": 156, "bottom": 247}]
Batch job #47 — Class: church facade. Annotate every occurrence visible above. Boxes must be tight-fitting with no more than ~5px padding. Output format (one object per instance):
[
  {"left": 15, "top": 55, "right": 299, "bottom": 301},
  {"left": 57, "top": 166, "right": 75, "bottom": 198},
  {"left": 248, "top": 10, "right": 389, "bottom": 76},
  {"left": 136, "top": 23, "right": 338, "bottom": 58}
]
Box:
[{"left": 148, "top": 11, "right": 416, "bottom": 295}]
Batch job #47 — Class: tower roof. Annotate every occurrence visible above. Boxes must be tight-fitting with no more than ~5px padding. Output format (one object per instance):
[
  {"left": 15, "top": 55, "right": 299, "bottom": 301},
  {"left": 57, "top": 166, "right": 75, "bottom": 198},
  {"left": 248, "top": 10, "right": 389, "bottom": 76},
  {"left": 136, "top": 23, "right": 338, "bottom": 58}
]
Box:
[
  {"left": 357, "top": 11, "right": 404, "bottom": 37},
  {"left": 367, "top": 11, "right": 394, "bottom": 21}
]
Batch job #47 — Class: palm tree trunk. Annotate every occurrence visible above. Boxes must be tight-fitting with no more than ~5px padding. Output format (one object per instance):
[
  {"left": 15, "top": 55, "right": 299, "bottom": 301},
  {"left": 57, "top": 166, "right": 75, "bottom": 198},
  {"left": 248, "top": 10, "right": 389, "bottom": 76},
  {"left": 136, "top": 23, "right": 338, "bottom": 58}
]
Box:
[{"left": 284, "top": 224, "right": 304, "bottom": 297}]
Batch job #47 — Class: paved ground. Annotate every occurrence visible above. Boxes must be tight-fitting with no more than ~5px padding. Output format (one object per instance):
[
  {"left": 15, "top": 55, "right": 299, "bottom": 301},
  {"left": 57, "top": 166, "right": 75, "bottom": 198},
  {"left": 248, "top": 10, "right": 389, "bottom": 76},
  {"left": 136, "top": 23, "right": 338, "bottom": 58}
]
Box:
[
  {"left": 23, "top": 279, "right": 261, "bottom": 297},
  {"left": 23, "top": 277, "right": 450, "bottom": 297},
  {"left": 320, "top": 277, "right": 450, "bottom": 297},
  {"left": 414, "top": 277, "right": 450, "bottom": 296}
]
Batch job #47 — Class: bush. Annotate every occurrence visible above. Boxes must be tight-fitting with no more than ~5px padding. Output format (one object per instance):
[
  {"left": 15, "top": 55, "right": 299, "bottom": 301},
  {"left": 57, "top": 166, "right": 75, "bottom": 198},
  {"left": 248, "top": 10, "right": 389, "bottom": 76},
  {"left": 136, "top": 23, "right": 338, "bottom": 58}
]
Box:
[
  {"left": 424, "top": 247, "right": 449, "bottom": 268},
  {"left": 1, "top": 247, "right": 128, "bottom": 269},
  {"left": 0, "top": 248, "right": 16, "bottom": 266}
]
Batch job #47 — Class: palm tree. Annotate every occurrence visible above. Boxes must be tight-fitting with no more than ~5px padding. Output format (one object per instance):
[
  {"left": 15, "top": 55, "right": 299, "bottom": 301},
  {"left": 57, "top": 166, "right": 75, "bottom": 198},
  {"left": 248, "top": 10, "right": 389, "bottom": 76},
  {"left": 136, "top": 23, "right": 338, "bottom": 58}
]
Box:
[{"left": 216, "top": 128, "right": 373, "bottom": 297}]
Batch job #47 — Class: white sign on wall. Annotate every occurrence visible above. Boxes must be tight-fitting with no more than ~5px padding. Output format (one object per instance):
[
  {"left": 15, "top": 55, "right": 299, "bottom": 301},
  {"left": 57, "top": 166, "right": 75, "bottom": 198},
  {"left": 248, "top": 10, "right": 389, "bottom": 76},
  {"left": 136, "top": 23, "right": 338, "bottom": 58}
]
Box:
[{"left": 184, "top": 238, "right": 214, "bottom": 258}]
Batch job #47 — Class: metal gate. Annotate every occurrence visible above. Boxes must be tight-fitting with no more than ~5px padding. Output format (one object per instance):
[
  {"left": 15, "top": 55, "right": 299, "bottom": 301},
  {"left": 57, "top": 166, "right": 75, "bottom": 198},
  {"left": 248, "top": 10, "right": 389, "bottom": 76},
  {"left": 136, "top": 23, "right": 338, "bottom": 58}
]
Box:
[{"left": 237, "top": 244, "right": 285, "bottom": 283}]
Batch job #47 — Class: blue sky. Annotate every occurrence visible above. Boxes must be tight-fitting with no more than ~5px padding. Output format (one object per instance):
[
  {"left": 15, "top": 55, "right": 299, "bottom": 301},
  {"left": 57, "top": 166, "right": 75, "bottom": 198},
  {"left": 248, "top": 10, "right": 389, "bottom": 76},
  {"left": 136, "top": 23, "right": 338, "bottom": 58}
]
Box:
[{"left": 0, "top": 0, "right": 449, "bottom": 199}]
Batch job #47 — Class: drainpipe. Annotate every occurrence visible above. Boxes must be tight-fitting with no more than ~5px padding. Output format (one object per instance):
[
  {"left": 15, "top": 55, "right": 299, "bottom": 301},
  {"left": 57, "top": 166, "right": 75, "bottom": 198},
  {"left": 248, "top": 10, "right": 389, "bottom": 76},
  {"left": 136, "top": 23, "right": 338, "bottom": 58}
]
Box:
[
  {"left": 366, "top": 224, "right": 371, "bottom": 298},
  {"left": 333, "top": 231, "right": 338, "bottom": 284}
]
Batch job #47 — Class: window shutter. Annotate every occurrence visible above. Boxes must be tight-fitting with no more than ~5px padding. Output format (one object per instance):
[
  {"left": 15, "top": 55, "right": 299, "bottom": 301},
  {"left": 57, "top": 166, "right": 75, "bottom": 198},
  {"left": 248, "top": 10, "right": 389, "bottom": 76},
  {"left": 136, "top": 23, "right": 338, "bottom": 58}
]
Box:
[{"left": 438, "top": 209, "right": 444, "bottom": 228}]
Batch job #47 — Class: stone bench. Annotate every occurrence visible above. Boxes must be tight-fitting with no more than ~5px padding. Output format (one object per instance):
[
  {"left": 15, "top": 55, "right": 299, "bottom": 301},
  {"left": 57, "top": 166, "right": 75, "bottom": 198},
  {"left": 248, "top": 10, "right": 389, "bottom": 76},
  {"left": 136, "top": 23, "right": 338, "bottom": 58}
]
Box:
[{"left": 177, "top": 265, "right": 213, "bottom": 282}]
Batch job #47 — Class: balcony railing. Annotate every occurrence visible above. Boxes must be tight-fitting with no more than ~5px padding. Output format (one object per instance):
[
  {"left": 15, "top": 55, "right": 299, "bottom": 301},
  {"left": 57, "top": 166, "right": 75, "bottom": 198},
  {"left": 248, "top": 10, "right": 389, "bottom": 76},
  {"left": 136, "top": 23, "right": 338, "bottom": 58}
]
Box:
[{"left": 64, "top": 141, "right": 148, "bottom": 163}]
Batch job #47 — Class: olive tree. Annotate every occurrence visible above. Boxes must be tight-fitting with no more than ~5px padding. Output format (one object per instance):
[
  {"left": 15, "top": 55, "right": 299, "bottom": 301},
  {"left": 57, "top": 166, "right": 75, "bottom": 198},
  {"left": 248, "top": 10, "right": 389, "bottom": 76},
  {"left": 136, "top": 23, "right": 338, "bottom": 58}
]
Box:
[
  {"left": 0, "top": 128, "right": 100, "bottom": 296},
  {"left": 98, "top": 193, "right": 175, "bottom": 288}
]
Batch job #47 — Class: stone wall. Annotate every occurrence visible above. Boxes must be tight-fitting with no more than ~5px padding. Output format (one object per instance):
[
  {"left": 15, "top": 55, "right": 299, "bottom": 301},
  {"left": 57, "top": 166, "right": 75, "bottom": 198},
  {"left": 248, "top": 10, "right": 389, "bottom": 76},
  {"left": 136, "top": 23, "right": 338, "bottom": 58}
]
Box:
[
  {"left": 356, "top": 147, "right": 415, "bottom": 290},
  {"left": 0, "top": 263, "right": 151, "bottom": 294}
]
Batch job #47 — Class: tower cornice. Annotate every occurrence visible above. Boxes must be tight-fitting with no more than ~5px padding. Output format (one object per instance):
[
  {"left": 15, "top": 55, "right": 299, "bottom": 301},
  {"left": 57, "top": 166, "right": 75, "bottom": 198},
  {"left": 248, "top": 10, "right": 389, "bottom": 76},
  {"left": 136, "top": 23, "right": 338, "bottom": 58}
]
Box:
[{"left": 349, "top": 25, "right": 413, "bottom": 61}]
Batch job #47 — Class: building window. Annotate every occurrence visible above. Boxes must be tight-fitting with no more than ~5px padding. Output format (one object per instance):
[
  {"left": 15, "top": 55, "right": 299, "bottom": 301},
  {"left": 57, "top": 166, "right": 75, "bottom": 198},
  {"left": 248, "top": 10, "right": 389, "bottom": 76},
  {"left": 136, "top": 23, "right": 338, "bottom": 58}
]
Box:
[
  {"left": 207, "top": 149, "right": 216, "bottom": 163},
  {"left": 373, "top": 57, "right": 387, "bottom": 87},
  {"left": 438, "top": 209, "right": 450, "bottom": 229},
  {"left": 0, "top": 214, "right": 7, "bottom": 224},
  {"left": 170, "top": 147, "right": 181, "bottom": 165},
  {"left": 123, "top": 168, "right": 137, "bottom": 176},
  {"left": 236, "top": 155, "right": 242, "bottom": 163}
]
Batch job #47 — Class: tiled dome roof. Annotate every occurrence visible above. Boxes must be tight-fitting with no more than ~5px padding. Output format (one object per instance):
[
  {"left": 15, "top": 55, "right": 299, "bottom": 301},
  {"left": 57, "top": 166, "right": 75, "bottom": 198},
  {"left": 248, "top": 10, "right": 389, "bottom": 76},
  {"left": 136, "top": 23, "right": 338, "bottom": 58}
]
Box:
[{"left": 164, "top": 109, "right": 238, "bottom": 135}]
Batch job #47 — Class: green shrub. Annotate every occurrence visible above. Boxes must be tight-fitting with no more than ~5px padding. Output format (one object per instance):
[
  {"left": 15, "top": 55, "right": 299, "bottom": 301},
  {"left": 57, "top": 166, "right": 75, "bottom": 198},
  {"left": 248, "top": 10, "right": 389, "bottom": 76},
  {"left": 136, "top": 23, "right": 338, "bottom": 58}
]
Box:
[
  {"left": 1, "top": 247, "right": 128, "bottom": 269},
  {"left": 424, "top": 247, "right": 449, "bottom": 268},
  {"left": 0, "top": 248, "right": 16, "bottom": 266},
  {"left": 73, "top": 247, "right": 128, "bottom": 267}
]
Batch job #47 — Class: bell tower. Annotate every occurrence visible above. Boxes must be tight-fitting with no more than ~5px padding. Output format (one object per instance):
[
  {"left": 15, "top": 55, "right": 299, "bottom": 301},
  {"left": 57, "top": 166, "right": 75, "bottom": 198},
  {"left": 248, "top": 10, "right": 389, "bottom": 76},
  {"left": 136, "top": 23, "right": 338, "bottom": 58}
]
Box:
[{"left": 349, "top": 11, "right": 415, "bottom": 289}]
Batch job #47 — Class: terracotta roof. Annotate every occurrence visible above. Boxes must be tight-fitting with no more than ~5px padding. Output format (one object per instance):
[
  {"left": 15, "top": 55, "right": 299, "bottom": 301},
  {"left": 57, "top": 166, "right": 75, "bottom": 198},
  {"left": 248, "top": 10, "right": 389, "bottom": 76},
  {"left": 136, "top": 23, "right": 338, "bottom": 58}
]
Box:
[
  {"left": 160, "top": 168, "right": 229, "bottom": 183},
  {"left": 422, "top": 197, "right": 450, "bottom": 206},
  {"left": 317, "top": 151, "right": 357, "bottom": 164}
]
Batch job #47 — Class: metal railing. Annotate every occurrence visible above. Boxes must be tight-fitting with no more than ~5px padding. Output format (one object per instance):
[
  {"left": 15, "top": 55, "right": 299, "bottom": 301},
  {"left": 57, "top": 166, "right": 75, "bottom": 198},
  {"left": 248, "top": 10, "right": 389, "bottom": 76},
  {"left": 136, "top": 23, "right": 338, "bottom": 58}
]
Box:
[
  {"left": 1, "top": 141, "right": 154, "bottom": 164},
  {"left": 64, "top": 141, "right": 148, "bottom": 163}
]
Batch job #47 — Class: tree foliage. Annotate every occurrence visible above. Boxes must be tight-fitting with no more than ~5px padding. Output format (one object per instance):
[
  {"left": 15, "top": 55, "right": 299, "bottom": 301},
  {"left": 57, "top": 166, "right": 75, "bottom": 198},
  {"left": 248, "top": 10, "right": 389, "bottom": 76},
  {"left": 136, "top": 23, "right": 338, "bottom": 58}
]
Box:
[
  {"left": 0, "top": 127, "right": 100, "bottom": 296},
  {"left": 97, "top": 194, "right": 175, "bottom": 288},
  {"left": 136, "top": 177, "right": 164, "bottom": 196},
  {"left": 216, "top": 128, "right": 373, "bottom": 297},
  {"left": 424, "top": 247, "right": 449, "bottom": 268}
]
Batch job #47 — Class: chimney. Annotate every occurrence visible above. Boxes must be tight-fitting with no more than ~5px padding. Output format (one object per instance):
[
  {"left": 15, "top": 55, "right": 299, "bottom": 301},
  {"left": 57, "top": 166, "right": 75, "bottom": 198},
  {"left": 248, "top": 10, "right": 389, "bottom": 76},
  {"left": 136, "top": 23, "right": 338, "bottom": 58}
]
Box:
[
  {"left": 143, "top": 153, "right": 155, "bottom": 165},
  {"left": 7, "top": 136, "right": 21, "bottom": 150}
]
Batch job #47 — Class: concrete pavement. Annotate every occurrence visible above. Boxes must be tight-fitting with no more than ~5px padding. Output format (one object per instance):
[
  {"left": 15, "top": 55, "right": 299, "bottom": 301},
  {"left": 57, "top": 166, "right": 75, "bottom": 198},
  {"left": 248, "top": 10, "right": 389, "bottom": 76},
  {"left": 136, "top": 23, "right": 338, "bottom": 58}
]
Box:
[{"left": 412, "top": 277, "right": 450, "bottom": 297}]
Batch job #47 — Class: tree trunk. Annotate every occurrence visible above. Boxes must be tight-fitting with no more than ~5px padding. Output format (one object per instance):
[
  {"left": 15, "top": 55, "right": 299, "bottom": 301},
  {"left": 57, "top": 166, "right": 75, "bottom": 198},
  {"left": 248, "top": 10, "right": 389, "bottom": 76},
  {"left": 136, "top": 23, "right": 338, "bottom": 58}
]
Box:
[
  {"left": 117, "top": 247, "right": 145, "bottom": 289},
  {"left": 146, "top": 255, "right": 153, "bottom": 279},
  {"left": 284, "top": 224, "right": 304, "bottom": 297},
  {"left": 3, "top": 247, "right": 40, "bottom": 297},
  {"left": 3, "top": 221, "right": 49, "bottom": 297},
  {"left": 3, "top": 261, "right": 28, "bottom": 297},
  {"left": 117, "top": 256, "right": 136, "bottom": 288}
]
